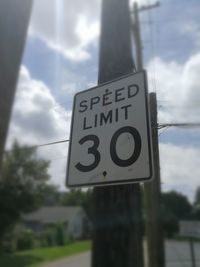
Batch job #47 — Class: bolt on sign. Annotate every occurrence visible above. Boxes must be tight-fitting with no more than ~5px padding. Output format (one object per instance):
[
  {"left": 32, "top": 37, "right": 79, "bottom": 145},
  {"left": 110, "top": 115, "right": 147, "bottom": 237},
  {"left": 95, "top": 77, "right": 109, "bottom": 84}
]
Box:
[{"left": 66, "top": 71, "right": 153, "bottom": 187}]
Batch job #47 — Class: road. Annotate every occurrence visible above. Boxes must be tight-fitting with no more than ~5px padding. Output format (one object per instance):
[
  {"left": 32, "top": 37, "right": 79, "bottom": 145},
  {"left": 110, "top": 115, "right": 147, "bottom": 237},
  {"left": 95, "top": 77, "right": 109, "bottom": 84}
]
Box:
[
  {"left": 41, "top": 252, "right": 91, "bottom": 267},
  {"left": 165, "top": 240, "right": 200, "bottom": 267},
  {"left": 41, "top": 241, "right": 200, "bottom": 267}
]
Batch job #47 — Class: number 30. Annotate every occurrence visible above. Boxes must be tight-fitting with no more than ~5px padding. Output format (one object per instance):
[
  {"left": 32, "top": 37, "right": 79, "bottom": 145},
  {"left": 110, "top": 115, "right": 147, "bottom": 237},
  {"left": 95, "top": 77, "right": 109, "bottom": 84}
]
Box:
[{"left": 75, "top": 126, "right": 141, "bottom": 172}]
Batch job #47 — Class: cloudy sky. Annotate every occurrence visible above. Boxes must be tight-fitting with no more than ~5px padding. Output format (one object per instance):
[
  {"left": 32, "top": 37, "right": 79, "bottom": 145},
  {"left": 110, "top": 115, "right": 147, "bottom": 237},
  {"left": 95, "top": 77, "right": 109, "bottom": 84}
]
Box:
[{"left": 6, "top": 0, "right": 200, "bottom": 202}]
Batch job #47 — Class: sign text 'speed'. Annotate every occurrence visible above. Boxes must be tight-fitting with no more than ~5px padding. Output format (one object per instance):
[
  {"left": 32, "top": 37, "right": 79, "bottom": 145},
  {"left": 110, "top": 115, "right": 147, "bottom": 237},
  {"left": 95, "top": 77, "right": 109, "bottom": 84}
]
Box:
[
  {"left": 78, "top": 84, "right": 139, "bottom": 112},
  {"left": 78, "top": 84, "right": 139, "bottom": 130}
]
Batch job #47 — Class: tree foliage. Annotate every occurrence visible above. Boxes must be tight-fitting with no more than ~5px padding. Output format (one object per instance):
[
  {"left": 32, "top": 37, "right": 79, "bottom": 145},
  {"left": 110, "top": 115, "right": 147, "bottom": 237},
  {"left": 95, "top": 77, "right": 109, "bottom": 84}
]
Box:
[
  {"left": 191, "top": 186, "right": 200, "bottom": 219},
  {"left": 194, "top": 186, "right": 200, "bottom": 206},
  {"left": 0, "top": 141, "right": 51, "bottom": 241},
  {"left": 61, "top": 189, "right": 93, "bottom": 219},
  {"left": 161, "top": 191, "right": 192, "bottom": 237}
]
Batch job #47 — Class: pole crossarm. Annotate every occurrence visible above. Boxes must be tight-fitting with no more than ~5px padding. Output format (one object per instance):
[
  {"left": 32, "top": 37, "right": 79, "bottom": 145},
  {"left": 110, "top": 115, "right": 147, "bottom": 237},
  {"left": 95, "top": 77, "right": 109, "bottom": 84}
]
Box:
[
  {"left": 131, "top": 2, "right": 160, "bottom": 14},
  {"left": 138, "top": 2, "right": 160, "bottom": 12}
]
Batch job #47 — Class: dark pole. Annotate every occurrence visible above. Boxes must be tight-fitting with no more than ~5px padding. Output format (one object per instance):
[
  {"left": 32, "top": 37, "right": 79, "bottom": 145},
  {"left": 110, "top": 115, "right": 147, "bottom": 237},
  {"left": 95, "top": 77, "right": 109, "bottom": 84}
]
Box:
[
  {"left": 132, "top": 3, "right": 165, "bottom": 267},
  {"left": 132, "top": 3, "right": 143, "bottom": 71},
  {"left": 0, "top": 0, "right": 33, "bottom": 170},
  {"left": 92, "top": 0, "right": 143, "bottom": 267},
  {"left": 144, "top": 93, "right": 165, "bottom": 267},
  {"left": 189, "top": 238, "right": 196, "bottom": 267}
]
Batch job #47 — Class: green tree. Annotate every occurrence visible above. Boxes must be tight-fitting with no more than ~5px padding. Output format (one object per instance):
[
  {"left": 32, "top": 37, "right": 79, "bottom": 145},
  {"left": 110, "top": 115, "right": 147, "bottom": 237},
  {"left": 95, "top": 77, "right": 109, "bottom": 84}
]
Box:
[
  {"left": 194, "top": 187, "right": 200, "bottom": 205},
  {"left": 0, "top": 141, "right": 51, "bottom": 242},
  {"left": 161, "top": 191, "right": 192, "bottom": 237},
  {"left": 192, "top": 186, "right": 200, "bottom": 219},
  {"left": 40, "top": 185, "right": 61, "bottom": 206},
  {"left": 61, "top": 189, "right": 93, "bottom": 219}
]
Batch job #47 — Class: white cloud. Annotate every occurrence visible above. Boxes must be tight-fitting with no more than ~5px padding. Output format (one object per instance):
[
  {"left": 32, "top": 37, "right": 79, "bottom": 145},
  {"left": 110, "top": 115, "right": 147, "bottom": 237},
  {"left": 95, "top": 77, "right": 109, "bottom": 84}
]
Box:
[
  {"left": 147, "top": 53, "right": 200, "bottom": 123},
  {"left": 8, "top": 66, "right": 71, "bottom": 145},
  {"left": 160, "top": 143, "right": 200, "bottom": 202},
  {"left": 29, "top": 0, "right": 101, "bottom": 62},
  {"left": 180, "top": 21, "right": 199, "bottom": 35},
  {"left": 145, "top": 53, "right": 200, "bottom": 201},
  {"left": 61, "top": 82, "right": 77, "bottom": 96},
  {"left": 29, "top": 0, "right": 157, "bottom": 62},
  {"left": 29, "top": 0, "right": 160, "bottom": 62},
  {"left": 7, "top": 66, "right": 71, "bottom": 188},
  {"left": 146, "top": 53, "right": 200, "bottom": 201}
]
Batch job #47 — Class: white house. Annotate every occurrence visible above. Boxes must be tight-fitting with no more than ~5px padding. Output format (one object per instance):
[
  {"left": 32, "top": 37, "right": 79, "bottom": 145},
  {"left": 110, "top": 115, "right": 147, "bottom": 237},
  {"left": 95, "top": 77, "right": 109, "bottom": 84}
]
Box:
[{"left": 22, "top": 206, "right": 91, "bottom": 239}]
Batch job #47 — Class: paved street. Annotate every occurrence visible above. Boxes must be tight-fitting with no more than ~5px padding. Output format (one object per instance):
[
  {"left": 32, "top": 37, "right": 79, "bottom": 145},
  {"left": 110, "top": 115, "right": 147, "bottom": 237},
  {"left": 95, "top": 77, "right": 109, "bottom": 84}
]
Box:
[
  {"left": 41, "top": 252, "right": 91, "bottom": 267},
  {"left": 165, "top": 240, "right": 200, "bottom": 267},
  {"left": 42, "top": 241, "right": 200, "bottom": 267}
]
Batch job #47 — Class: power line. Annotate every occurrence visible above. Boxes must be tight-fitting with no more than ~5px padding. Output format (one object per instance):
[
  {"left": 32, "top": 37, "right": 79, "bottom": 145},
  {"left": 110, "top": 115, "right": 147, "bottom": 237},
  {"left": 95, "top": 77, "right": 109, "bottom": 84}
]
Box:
[
  {"left": 5, "top": 139, "right": 70, "bottom": 153},
  {"left": 141, "top": 18, "right": 187, "bottom": 24},
  {"left": 158, "top": 123, "right": 200, "bottom": 129},
  {"left": 34, "top": 139, "right": 69, "bottom": 148},
  {"left": 158, "top": 125, "right": 170, "bottom": 137},
  {"left": 6, "top": 123, "right": 200, "bottom": 153},
  {"left": 9, "top": 122, "right": 198, "bottom": 156},
  {"left": 158, "top": 105, "right": 200, "bottom": 110}
]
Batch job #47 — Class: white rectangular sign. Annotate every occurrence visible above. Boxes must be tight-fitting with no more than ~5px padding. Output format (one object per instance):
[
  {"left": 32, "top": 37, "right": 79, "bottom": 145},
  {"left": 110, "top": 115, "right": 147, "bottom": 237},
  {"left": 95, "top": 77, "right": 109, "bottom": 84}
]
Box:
[{"left": 66, "top": 71, "right": 153, "bottom": 187}]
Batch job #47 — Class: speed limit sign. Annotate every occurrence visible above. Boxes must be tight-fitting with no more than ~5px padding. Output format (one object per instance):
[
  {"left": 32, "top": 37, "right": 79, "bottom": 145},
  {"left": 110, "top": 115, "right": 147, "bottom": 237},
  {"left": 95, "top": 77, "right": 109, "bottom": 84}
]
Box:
[{"left": 66, "top": 71, "right": 153, "bottom": 187}]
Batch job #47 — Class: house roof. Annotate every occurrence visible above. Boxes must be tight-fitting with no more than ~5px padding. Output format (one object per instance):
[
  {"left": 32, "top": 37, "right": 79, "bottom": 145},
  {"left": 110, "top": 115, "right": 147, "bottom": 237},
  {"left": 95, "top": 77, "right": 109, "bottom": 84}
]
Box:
[{"left": 23, "top": 206, "right": 84, "bottom": 224}]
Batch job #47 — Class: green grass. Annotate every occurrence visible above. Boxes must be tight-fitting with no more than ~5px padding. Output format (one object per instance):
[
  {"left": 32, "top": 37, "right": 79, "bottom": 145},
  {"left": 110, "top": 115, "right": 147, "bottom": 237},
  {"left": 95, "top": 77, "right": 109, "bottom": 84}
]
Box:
[
  {"left": 172, "top": 235, "right": 200, "bottom": 242},
  {"left": 0, "top": 240, "right": 91, "bottom": 267}
]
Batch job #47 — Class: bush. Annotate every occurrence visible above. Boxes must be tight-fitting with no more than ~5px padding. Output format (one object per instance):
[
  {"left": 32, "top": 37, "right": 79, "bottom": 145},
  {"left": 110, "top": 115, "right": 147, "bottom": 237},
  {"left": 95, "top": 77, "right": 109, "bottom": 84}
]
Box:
[
  {"left": 16, "top": 230, "right": 34, "bottom": 251},
  {"left": 0, "top": 234, "right": 16, "bottom": 253},
  {"left": 40, "top": 228, "right": 56, "bottom": 247},
  {"left": 65, "top": 232, "right": 73, "bottom": 245},
  {"left": 41, "top": 223, "right": 73, "bottom": 247},
  {"left": 54, "top": 223, "right": 65, "bottom": 246}
]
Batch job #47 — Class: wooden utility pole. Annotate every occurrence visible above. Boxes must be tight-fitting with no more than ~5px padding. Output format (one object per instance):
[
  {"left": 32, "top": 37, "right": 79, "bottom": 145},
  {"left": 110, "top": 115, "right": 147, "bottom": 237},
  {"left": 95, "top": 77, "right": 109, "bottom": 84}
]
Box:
[
  {"left": 132, "top": 3, "right": 143, "bottom": 71},
  {"left": 145, "top": 93, "right": 165, "bottom": 267},
  {"left": 92, "top": 0, "right": 143, "bottom": 267},
  {"left": 189, "top": 238, "right": 196, "bottom": 267},
  {"left": 0, "top": 0, "right": 33, "bottom": 171},
  {"left": 132, "top": 3, "right": 165, "bottom": 267}
]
